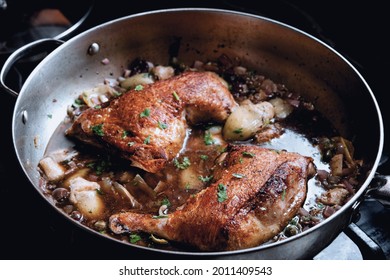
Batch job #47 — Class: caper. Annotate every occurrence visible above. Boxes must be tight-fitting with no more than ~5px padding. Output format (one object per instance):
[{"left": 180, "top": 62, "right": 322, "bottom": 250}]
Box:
[{"left": 284, "top": 224, "right": 301, "bottom": 237}]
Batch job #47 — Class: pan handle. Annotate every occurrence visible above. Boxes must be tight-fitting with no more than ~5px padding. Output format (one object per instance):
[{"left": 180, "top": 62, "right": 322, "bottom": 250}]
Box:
[
  {"left": 365, "top": 174, "right": 390, "bottom": 208},
  {"left": 0, "top": 38, "right": 63, "bottom": 98}
]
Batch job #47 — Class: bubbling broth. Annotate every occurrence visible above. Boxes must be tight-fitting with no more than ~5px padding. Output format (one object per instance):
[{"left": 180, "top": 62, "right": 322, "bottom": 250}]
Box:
[{"left": 38, "top": 55, "right": 363, "bottom": 251}]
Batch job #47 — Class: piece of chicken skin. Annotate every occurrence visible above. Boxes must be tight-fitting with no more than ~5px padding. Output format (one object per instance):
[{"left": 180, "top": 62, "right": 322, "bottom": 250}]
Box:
[
  {"left": 66, "top": 71, "right": 237, "bottom": 173},
  {"left": 109, "top": 145, "right": 315, "bottom": 251}
]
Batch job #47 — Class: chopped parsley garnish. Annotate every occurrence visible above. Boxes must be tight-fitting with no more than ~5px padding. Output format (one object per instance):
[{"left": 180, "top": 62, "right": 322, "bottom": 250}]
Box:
[
  {"left": 161, "top": 198, "right": 171, "bottom": 207},
  {"left": 129, "top": 233, "right": 142, "bottom": 244},
  {"left": 173, "top": 156, "right": 191, "bottom": 170},
  {"left": 233, "top": 128, "right": 243, "bottom": 134},
  {"left": 204, "top": 131, "right": 215, "bottom": 145},
  {"left": 317, "top": 202, "right": 324, "bottom": 209},
  {"left": 172, "top": 91, "right": 180, "bottom": 101},
  {"left": 74, "top": 98, "right": 84, "bottom": 106},
  {"left": 134, "top": 84, "right": 144, "bottom": 91},
  {"left": 152, "top": 215, "right": 169, "bottom": 219},
  {"left": 122, "top": 130, "right": 130, "bottom": 139},
  {"left": 281, "top": 188, "right": 286, "bottom": 201},
  {"left": 217, "top": 145, "right": 227, "bottom": 153},
  {"left": 242, "top": 151, "right": 255, "bottom": 158},
  {"left": 158, "top": 121, "right": 168, "bottom": 130},
  {"left": 217, "top": 183, "right": 228, "bottom": 203},
  {"left": 144, "top": 135, "right": 151, "bottom": 144},
  {"left": 200, "top": 155, "right": 209, "bottom": 160},
  {"left": 94, "top": 105, "right": 102, "bottom": 109},
  {"left": 232, "top": 173, "right": 245, "bottom": 179},
  {"left": 87, "top": 159, "right": 111, "bottom": 175},
  {"left": 139, "top": 108, "right": 150, "bottom": 118},
  {"left": 91, "top": 124, "right": 104, "bottom": 136},
  {"left": 96, "top": 189, "right": 104, "bottom": 195},
  {"left": 198, "top": 175, "right": 213, "bottom": 182}
]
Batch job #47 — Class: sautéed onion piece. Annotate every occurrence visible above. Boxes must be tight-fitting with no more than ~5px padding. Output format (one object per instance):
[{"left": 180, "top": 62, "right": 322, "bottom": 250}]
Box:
[{"left": 38, "top": 54, "right": 363, "bottom": 251}]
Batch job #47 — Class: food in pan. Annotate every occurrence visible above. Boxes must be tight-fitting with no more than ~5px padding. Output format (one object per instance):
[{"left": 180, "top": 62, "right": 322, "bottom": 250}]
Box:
[
  {"left": 110, "top": 145, "right": 314, "bottom": 251},
  {"left": 38, "top": 55, "right": 363, "bottom": 251},
  {"left": 65, "top": 71, "right": 237, "bottom": 173}
]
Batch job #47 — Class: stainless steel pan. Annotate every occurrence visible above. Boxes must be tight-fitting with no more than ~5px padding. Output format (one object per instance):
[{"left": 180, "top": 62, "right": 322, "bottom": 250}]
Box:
[{"left": 1, "top": 8, "right": 387, "bottom": 259}]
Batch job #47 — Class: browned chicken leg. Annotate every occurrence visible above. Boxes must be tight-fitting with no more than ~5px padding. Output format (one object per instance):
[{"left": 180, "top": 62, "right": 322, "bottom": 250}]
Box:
[
  {"left": 109, "top": 145, "right": 315, "bottom": 251},
  {"left": 66, "top": 71, "right": 237, "bottom": 173}
]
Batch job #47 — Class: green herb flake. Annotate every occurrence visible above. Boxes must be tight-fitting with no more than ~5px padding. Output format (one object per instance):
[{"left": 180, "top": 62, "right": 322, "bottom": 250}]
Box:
[
  {"left": 200, "top": 155, "right": 209, "bottom": 160},
  {"left": 129, "top": 233, "right": 142, "bottom": 244},
  {"left": 47, "top": 114, "right": 52, "bottom": 119},
  {"left": 204, "top": 131, "right": 215, "bottom": 146},
  {"left": 173, "top": 156, "right": 191, "bottom": 170},
  {"left": 144, "top": 135, "right": 151, "bottom": 144},
  {"left": 96, "top": 189, "right": 104, "bottom": 195},
  {"left": 198, "top": 175, "right": 213, "bottom": 182},
  {"left": 281, "top": 188, "right": 286, "bottom": 201},
  {"left": 217, "top": 183, "right": 228, "bottom": 203},
  {"left": 74, "top": 98, "right": 84, "bottom": 106},
  {"left": 134, "top": 84, "right": 144, "bottom": 91},
  {"left": 158, "top": 121, "right": 168, "bottom": 130},
  {"left": 152, "top": 215, "right": 169, "bottom": 219},
  {"left": 232, "top": 173, "right": 245, "bottom": 179},
  {"left": 122, "top": 130, "right": 130, "bottom": 139},
  {"left": 218, "top": 145, "right": 227, "bottom": 153},
  {"left": 233, "top": 128, "right": 243, "bottom": 134},
  {"left": 139, "top": 108, "right": 150, "bottom": 118},
  {"left": 242, "top": 151, "right": 255, "bottom": 158},
  {"left": 86, "top": 158, "right": 111, "bottom": 175},
  {"left": 113, "top": 91, "right": 122, "bottom": 97},
  {"left": 161, "top": 198, "right": 171, "bottom": 207},
  {"left": 317, "top": 202, "right": 324, "bottom": 209},
  {"left": 94, "top": 105, "right": 102, "bottom": 109},
  {"left": 172, "top": 91, "right": 180, "bottom": 101},
  {"left": 91, "top": 124, "right": 104, "bottom": 136}
]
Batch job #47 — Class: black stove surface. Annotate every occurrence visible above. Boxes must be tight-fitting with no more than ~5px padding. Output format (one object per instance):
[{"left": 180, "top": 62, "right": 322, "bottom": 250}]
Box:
[{"left": 1, "top": 0, "right": 389, "bottom": 260}]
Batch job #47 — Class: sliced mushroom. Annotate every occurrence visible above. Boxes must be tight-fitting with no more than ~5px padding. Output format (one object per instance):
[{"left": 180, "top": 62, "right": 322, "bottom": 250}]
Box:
[
  {"left": 112, "top": 181, "right": 141, "bottom": 209},
  {"left": 150, "top": 234, "right": 169, "bottom": 245},
  {"left": 81, "top": 84, "right": 115, "bottom": 108},
  {"left": 119, "top": 73, "right": 154, "bottom": 89},
  {"left": 130, "top": 174, "right": 156, "bottom": 199}
]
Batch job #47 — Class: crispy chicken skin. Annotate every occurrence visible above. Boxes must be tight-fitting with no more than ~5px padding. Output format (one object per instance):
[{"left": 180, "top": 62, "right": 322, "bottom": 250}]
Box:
[
  {"left": 109, "top": 145, "right": 315, "bottom": 251},
  {"left": 66, "top": 71, "right": 237, "bottom": 173}
]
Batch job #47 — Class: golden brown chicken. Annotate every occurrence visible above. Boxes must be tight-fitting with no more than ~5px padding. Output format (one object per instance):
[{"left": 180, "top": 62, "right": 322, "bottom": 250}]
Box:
[
  {"left": 66, "top": 71, "right": 237, "bottom": 173},
  {"left": 109, "top": 145, "right": 315, "bottom": 251}
]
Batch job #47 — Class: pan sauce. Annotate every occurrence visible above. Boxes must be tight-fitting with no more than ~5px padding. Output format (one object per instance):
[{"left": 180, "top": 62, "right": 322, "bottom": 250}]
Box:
[{"left": 38, "top": 55, "right": 363, "bottom": 250}]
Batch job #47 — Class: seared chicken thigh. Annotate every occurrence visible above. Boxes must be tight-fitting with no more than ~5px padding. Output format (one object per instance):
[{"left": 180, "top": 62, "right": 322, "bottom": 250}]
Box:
[
  {"left": 109, "top": 145, "right": 315, "bottom": 251},
  {"left": 66, "top": 71, "right": 237, "bottom": 173}
]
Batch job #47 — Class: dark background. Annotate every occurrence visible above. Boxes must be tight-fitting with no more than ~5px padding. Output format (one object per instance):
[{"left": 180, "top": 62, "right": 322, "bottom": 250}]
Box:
[{"left": 1, "top": 0, "right": 389, "bottom": 259}]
